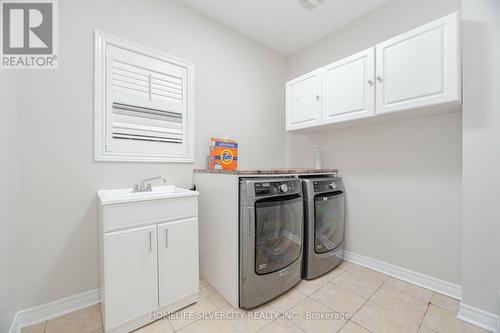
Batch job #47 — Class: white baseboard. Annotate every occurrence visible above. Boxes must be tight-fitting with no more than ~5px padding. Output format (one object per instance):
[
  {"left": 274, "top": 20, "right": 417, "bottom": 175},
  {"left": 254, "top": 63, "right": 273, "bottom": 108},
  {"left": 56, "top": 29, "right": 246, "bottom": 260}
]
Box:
[
  {"left": 9, "top": 289, "right": 100, "bottom": 333},
  {"left": 457, "top": 303, "right": 499, "bottom": 333},
  {"left": 343, "top": 250, "right": 462, "bottom": 300},
  {"left": 8, "top": 311, "right": 19, "bottom": 333}
]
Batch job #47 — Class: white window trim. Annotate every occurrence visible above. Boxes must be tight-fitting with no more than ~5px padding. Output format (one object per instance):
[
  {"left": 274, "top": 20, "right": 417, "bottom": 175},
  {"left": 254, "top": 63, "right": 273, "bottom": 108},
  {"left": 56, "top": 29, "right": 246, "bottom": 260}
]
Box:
[{"left": 94, "top": 30, "right": 195, "bottom": 163}]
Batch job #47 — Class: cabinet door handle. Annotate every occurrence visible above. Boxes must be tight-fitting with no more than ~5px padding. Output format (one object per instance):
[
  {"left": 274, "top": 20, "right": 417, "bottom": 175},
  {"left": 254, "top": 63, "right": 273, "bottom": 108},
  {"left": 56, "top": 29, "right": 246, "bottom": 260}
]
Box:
[
  {"left": 368, "top": 80, "right": 374, "bottom": 86},
  {"left": 149, "top": 231, "right": 152, "bottom": 252},
  {"left": 165, "top": 228, "right": 168, "bottom": 248},
  {"left": 376, "top": 75, "right": 383, "bottom": 83},
  {"left": 315, "top": 95, "right": 320, "bottom": 101}
]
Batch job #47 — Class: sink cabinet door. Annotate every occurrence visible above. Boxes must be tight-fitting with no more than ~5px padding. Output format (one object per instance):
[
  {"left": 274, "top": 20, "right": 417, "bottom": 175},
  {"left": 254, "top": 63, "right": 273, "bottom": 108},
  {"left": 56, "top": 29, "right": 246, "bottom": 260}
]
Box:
[
  {"left": 158, "top": 218, "right": 199, "bottom": 308},
  {"left": 104, "top": 225, "right": 158, "bottom": 328}
]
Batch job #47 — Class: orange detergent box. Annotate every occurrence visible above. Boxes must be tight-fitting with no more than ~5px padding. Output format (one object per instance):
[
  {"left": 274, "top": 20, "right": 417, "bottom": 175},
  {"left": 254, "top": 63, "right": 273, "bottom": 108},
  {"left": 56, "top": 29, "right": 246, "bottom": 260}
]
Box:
[{"left": 209, "top": 137, "right": 238, "bottom": 170}]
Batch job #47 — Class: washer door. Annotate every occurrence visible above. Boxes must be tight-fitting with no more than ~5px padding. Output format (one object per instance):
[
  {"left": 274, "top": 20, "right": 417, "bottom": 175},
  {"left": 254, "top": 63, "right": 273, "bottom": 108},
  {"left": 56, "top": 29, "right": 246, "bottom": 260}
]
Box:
[
  {"left": 314, "top": 191, "right": 345, "bottom": 253},
  {"left": 254, "top": 195, "right": 302, "bottom": 275}
]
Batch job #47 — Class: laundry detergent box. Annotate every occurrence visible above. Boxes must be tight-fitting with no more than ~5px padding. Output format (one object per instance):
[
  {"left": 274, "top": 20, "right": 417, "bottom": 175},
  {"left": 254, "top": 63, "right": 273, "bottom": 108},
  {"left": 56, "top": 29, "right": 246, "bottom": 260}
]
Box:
[{"left": 209, "top": 137, "right": 238, "bottom": 170}]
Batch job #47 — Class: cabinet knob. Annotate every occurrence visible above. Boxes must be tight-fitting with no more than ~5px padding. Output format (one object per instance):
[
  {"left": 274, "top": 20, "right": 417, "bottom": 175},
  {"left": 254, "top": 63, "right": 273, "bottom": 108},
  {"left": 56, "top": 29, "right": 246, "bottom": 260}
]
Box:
[
  {"left": 368, "top": 80, "right": 374, "bottom": 86},
  {"left": 376, "top": 75, "right": 383, "bottom": 82},
  {"left": 315, "top": 95, "right": 320, "bottom": 101}
]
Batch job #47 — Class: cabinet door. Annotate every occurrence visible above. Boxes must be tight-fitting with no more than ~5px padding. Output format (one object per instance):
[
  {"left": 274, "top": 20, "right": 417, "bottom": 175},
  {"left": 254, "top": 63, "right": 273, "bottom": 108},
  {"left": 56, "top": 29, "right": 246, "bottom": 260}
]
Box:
[
  {"left": 322, "top": 48, "right": 375, "bottom": 123},
  {"left": 286, "top": 69, "right": 322, "bottom": 131},
  {"left": 104, "top": 225, "right": 158, "bottom": 328},
  {"left": 375, "top": 12, "right": 460, "bottom": 114},
  {"left": 158, "top": 218, "right": 199, "bottom": 308}
]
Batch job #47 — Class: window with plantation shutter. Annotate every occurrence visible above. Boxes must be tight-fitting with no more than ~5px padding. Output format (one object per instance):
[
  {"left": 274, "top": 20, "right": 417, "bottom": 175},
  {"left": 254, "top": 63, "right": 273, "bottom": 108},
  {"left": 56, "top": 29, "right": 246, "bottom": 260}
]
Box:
[{"left": 94, "top": 31, "right": 194, "bottom": 162}]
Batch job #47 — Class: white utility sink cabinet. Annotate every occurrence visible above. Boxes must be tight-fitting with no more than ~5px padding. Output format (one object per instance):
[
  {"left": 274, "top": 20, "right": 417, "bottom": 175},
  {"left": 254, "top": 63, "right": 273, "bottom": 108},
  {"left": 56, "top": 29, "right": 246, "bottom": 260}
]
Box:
[
  {"left": 97, "top": 186, "right": 199, "bottom": 333},
  {"left": 286, "top": 12, "right": 460, "bottom": 132}
]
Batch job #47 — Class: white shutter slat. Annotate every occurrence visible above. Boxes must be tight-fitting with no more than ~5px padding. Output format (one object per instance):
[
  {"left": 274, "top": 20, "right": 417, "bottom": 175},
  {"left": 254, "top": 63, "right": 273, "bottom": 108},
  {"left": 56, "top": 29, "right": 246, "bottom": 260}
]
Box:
[
  {"left": 113, "top": 122, "right": 183, "bottom": 143},
  {"left": 109, "top": 46, "right": 186, "bottom": 106},
  {"left": 151, "top": 82, "right": 183, "bottom": 95},
  {"left": 113, "top": 73, "right": 149, "bottom": 89},
  {"left": 152, "top": 75, "right": 183, "bottom": 89},
  {"left": 113, "top": 115, "right": 182, "bottom": 132},
  {"left": 151, "top": 90, "right": 183, "bottom": 101},
  {"left": 107, "top": 44, "right": 187, "bottom": 147},
  {"left": 112, "top": 62, "right": 184, "bottom": 96},
  {"left": 111, "top": 103, "right": 183, "bottom": 144},
  {"left": 113, "top": 82, "right": 149, "bottom": 96},
  {"left": 111, "top": 62, "right": 184, "bottom": 102},
  {"left": 111, "top": 91, "right": 183, "bottom": 114},
  {"left": 112, "top": 65, "right": 150, "bottom": 84},
  {"left": 110, "top": 50, "right": 184, "bottom": 78},
  {"left": 113, "top": 123, "right": 182, "bottom": 138}
]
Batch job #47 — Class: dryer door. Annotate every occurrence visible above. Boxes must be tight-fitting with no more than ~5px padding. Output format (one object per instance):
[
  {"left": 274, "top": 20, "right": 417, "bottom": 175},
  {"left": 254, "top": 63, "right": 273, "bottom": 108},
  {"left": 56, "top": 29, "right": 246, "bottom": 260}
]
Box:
[
  {"left": 314, "top": 191, "right": 345, "bottom": 253},
  {"left": 254, "top": 195, "right": 303, "bottom": 275}
]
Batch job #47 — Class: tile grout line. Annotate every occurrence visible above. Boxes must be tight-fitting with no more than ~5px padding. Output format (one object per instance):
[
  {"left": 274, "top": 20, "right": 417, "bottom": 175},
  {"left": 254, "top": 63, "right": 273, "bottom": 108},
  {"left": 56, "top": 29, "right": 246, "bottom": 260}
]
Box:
[
  {"left": 341, "top": 264, "right": 389, "bottom": 285},
  {"left": 285, "top": 308, "right": 308, "bottom": 333},
  {"left": 418, "top": 301, "right": 432, "bottom": 332},
  {"left": 310, "top": 269, "right": 382, "bottom": 332},
  {"left": 284, "top": 294, "right": 330, "bottom": 332},
  {"left": 346, "top": 276, "right": 386, "bottom": 333},
  {"left": 367, "top": 282, "right": 434, "bottom": 326},
  {"left": 271, "top": 273, "right": 347, "bottom": 333},
  {"left": 253, "top": 309, "right": 283, "bottom": 332},
  {"left": 170, "top": 283, "right": 225, "bottom": 332},
  {"left": 294, "top": 268, "right": 345, "bottom": 297},
  {"left": 383, "top": 277, "right": 436, "bottom": 302},
  {"left": 277, "top": 295, "right": 325, "bottom": 333},
  {"left": 166, "top": 315, "right": 176, "bottom": 332},
  {"left": 304, "top": 265, "right": 382, "bottom": 331},
  {"left": 335, "top": 319, "right": 350, "bottom": 332},
  {"left": 325, "top": 270, "right": 385, "bottom": 301},
  {"left": 220, "top": 304, "right": 242, "bottom": 333}
]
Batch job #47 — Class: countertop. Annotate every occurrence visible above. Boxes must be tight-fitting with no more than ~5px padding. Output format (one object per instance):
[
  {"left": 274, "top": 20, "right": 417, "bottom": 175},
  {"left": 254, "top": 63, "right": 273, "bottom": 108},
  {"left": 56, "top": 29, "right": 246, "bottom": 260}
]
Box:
[{"left": 193, "top": 168, "right": 338, "bottom": 175}]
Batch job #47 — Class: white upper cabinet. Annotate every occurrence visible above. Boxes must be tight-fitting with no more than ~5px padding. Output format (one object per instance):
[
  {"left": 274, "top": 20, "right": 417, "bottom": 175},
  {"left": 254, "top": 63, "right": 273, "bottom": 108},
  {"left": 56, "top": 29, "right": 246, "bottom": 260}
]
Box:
[
  {"left": 375, "top": 12, "right": 460, "bottom": 114},
  {"left": 286, "top": 69, "right": 322, "bottom": 131},
  {"left": 285, "top": 12, "right": 461, "bottom": 132},
  {"left": 322, "top": 48, "right": 375, "bottom": 124}
]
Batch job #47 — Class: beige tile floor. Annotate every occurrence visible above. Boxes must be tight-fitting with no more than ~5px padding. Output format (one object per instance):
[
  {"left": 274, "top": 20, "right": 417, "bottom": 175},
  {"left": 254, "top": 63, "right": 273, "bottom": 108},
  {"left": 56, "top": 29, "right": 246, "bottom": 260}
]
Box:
[{"left": 21, "top": 261, "right": 490, "bottom": 333}]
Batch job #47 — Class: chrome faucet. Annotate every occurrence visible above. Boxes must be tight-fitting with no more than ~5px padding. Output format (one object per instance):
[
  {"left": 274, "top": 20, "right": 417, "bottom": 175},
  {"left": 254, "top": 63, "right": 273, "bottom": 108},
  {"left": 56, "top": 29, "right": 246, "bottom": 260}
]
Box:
[{"left": 133, "top": 176, "right": 167, "bottom": 192}]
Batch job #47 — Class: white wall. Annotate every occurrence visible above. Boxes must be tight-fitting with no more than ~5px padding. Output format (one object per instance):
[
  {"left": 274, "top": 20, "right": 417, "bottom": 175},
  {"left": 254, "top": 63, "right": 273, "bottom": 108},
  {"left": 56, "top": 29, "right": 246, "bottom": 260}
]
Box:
[
  {"left": 0, "top": 72, "right": 19, "bottom": 331},
  {"left": 286, "top": 0, "right": 462, "bottom": 284},
  {"left": 462, "top": 0, "right": 500, "bottom": 315},
  {"left": 13, "top": 0, "right": 498, "bottom": 319},
  {"left": 16, "top": 0, "right": 286, "bottom": 309}
]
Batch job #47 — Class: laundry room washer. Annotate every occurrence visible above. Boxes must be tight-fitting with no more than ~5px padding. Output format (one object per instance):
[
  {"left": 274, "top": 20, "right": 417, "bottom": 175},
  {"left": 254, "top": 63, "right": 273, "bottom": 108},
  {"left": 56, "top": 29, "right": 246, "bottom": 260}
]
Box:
[
  {"left": 301, "top": 176, "right": 345, "bottom": 280},
  {"left": 239, "top": 177, "right": 303, "bottom": 309}
]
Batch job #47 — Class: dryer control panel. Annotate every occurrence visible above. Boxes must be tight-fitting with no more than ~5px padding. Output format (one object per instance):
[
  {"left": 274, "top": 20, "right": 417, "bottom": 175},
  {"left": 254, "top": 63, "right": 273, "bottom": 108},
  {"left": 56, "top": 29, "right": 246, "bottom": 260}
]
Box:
[
  {"left": 313, "top": 178, "right": 344, "bottom": 193},
  {"left": 254, "top": 180, "right": 300, "bottom": 196}
]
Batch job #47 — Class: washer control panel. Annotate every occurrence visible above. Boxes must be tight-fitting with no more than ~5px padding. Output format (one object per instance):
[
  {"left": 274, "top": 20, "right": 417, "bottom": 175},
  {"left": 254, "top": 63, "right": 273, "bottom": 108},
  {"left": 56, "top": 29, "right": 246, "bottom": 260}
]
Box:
[
  {"left": 254, "top": 180, "right": 300, "bottom": 196},
  {"left": 313, "top": 178, "right": 343, "bottom": 193}
]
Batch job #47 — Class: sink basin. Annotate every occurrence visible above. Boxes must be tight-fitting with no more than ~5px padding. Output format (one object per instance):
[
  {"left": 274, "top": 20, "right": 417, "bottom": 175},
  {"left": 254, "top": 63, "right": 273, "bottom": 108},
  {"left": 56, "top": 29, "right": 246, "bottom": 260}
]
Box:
[{"left": 98, "top": 185, "right": 199, "bottom": 205}]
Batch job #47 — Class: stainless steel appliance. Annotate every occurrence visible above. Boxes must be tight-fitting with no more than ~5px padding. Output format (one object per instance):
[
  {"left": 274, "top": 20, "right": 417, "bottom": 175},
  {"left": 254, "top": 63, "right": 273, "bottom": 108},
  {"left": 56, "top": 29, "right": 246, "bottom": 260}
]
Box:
[
  {"left": 301, "top": 176, "right": 345, "bottom": 280},
  {"left": 239, "top": 178, "right": 303, "bottom": 309}
]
